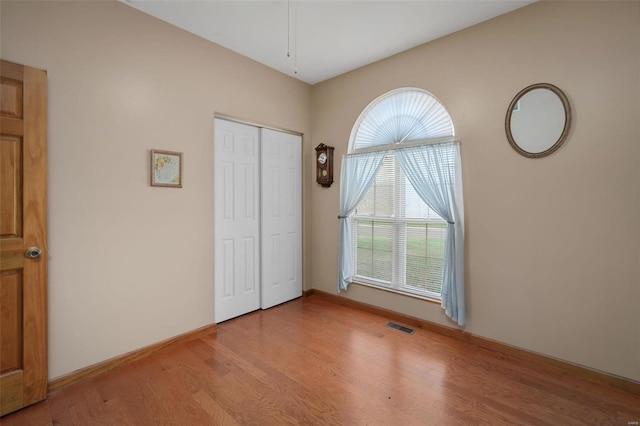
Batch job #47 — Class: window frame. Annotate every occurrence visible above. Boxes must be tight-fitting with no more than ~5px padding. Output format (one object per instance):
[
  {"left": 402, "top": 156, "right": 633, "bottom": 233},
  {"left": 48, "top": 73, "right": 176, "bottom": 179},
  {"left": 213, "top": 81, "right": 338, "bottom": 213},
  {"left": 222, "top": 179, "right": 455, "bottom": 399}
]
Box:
[
  {"left": 350, "top": 154, "right": 446, "bottom": 301},
  {"left": 340, "top": 87, "right": 465, "bottom": 325}
]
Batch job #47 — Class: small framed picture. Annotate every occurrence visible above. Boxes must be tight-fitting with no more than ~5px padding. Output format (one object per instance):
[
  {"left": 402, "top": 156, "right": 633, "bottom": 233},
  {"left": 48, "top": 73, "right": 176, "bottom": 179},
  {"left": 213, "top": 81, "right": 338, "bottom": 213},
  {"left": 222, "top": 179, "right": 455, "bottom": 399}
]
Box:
[{"left": 150, "top": 149, "right": 183, "bottom": 188}]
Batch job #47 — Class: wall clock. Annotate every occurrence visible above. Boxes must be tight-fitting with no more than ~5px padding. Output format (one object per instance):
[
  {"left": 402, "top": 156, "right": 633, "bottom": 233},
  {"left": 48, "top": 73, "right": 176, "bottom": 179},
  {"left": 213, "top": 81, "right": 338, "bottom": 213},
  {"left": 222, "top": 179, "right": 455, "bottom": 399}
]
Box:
[{"left": 315, "top": 143, "right": 334, "bottom": 187}]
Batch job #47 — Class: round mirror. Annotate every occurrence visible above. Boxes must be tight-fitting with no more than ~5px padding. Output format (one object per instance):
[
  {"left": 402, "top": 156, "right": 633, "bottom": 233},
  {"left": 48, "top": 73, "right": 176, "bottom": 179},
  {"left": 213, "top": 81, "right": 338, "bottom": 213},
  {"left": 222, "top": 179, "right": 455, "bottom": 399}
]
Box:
[{"left": 505, "top": 83, "right": 571, "bottom": 158}]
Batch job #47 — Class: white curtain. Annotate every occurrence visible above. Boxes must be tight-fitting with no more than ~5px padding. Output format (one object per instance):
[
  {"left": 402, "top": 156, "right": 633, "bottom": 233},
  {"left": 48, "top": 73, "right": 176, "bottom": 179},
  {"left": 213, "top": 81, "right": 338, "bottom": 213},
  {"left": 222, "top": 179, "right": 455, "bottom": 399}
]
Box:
[
  {"left": 395, "top": 142, "right": 465, "bottom": 326},
  {"left": 337, "top": 151, "right": 388, "bottom": 291}
]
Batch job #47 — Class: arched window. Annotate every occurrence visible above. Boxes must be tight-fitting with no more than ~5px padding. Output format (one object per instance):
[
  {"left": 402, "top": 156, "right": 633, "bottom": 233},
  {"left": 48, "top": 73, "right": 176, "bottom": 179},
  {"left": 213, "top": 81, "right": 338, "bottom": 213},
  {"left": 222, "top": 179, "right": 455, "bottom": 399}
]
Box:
[
  {"left": 338, "top": 88, "right": 466, "bottom": 325},
  {"left": 349, "top": 88, "right": 454, "bottom": 151}
]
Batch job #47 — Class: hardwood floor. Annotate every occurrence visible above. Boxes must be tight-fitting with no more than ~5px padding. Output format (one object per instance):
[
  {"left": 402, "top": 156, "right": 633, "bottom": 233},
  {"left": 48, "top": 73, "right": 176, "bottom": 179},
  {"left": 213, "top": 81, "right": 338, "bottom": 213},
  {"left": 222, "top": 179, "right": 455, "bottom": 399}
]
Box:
[{"left": 3, "top": 296, "right": 640, "bottom": 425}]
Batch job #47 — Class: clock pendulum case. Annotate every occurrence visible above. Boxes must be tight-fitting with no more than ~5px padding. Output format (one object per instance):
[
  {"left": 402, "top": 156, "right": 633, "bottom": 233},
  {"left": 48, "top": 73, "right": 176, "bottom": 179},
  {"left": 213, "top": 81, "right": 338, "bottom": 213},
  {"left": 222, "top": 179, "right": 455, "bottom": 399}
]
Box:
[{"left": 315, "top": 143, "right": 334, "bottom": 187}]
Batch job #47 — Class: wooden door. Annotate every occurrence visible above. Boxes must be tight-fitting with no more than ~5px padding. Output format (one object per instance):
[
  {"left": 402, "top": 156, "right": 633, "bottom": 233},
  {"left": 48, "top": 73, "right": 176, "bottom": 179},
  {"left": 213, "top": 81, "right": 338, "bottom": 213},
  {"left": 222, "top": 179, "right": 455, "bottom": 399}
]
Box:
[
  {"left": 0, "top": 60, "right": 48, "bottom": 416},
  {"left": 213, "top": 118, "right": 261, "bottom": 323},
  {"left": 260, "top": 128, "right": 302, "bottom": 309}
]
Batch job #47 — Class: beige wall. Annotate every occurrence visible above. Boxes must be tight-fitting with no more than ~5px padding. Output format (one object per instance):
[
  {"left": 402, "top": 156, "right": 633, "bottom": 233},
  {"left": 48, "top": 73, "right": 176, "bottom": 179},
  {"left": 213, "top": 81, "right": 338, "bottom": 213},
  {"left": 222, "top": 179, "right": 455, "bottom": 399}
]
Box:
[
  {"left": 309, "top": 1, "right": 640, "bottom": 381},
  {"left": 1, "top": 1, "right": 312, "bottom": 379},
  {"left": 3, "top": 0, "right": 639, "bottom": 384}
]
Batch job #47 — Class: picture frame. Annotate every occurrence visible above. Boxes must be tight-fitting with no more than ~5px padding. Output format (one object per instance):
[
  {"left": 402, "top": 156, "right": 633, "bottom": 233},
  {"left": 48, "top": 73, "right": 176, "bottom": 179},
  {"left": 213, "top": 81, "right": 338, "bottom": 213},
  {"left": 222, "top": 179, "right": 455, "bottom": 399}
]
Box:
[{"left": 150, "top": 149, "right": 183, "bottom": 188}]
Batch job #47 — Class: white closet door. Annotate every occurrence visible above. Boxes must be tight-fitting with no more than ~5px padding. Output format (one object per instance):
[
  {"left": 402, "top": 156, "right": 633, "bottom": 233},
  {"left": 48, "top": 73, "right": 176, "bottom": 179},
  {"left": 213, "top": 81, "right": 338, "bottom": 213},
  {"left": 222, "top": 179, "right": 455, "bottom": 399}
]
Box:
[
  {"left": 214, "top": 119, "right": 261, "bottom": 323},
  {"left": 260, "top": 128, "right": 302, "bottom": 309}
]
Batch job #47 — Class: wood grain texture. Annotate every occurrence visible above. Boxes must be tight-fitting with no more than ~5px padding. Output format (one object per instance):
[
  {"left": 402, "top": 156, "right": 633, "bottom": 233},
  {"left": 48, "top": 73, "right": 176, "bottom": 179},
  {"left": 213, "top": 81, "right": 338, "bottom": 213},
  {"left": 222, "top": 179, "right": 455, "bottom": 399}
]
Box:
[
  {"left": 20, "top": 64, "right": 48, "bottom": 407},
  {"left": 0, "top": 271, "right": 23, "bottom": 374},
  {"left": 0, "top": 239, "right": 24, "bottom": 272},
  {"left": 0, "top": 77, "right": 23, "bottom": 118},
  {"left": 0, "top": 117, "right": 23, "bottom": 137},
  {"left": 307, "top": 289, "right": 640, "bottom": 397},
  {"left": 3, "top": 297, "right": 640, "bottom": 424},
  {"left": 0, "top": 60, "right": 48, "bottom": 416},
  {"left": 0, "top": 371, "right": 23, "bottom": 415},
  {"left": 0, "top": 400, "right": 51, "bottom": 425},
  {"left": 0, "top": 136, "right": 22, "bottom": 237},
  {"left": 0, "top": 61, "right": 23, "bottom": 83}
]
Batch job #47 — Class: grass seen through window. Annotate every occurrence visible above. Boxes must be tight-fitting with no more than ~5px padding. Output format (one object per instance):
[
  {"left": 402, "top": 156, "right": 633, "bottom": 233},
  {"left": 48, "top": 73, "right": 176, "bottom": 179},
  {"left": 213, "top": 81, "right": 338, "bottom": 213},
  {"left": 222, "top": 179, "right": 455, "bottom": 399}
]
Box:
[{"left": 356, "top": 220, "right": 446, "bottom": 294}]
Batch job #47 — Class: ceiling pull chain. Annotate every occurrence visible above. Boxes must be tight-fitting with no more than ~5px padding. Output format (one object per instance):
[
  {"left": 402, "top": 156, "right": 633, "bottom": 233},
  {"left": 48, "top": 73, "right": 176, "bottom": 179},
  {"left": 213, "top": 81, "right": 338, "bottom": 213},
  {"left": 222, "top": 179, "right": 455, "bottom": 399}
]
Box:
[
  {"left": 287, "top": 0, "right": 291, "bottom": 58},
  {"left": 294, "top": 0, "right": 298, "bottom": 74}
]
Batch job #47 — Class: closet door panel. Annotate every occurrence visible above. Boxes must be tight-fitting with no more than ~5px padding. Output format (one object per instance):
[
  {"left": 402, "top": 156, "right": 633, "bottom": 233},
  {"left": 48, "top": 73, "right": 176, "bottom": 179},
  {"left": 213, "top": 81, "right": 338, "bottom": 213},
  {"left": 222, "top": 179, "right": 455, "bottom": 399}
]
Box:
[
  {"left": 261, "top": 128, "right": 302, "bottom": 309},
  {"left": 214, "top": 119, "right": 261, "bottom": 323}
]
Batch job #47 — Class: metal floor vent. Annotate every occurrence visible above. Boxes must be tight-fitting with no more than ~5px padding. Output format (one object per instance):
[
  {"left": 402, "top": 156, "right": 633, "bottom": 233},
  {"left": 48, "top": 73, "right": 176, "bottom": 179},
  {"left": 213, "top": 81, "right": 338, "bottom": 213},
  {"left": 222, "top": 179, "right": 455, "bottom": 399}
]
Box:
[{"left": 386, "top": 322, "right": 415, "bottom": 335}]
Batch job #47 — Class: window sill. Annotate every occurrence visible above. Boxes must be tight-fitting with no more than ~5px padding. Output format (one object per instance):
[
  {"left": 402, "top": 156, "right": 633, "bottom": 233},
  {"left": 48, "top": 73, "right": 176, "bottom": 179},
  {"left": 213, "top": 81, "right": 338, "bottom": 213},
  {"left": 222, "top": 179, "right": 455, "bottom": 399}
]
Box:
[{"left": 351, "top": 280, "right": 442, "bottom": 305}]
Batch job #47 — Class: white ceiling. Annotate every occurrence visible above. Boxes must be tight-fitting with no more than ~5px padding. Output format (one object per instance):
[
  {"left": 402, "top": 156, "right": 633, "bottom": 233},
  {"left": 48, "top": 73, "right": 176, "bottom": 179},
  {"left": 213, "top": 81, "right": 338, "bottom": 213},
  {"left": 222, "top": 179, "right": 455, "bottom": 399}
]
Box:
[{"left": 124, "top": 0, "right": 534, "bottom": 85}]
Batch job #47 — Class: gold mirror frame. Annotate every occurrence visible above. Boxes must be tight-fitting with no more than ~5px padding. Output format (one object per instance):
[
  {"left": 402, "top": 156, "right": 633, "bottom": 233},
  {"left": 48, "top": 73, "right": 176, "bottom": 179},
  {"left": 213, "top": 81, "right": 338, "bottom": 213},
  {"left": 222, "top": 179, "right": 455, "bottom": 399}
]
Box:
[{"left": 505, "top": 83, "right": 571, "bottom": 158}]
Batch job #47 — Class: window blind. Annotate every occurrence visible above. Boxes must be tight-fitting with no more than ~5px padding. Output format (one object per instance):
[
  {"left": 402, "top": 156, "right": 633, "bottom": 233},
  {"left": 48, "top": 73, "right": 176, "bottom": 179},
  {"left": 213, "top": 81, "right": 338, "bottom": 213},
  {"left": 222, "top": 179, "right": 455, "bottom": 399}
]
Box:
[{"left": 353, "top": 154, "right": 446, "bottom": 297}]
